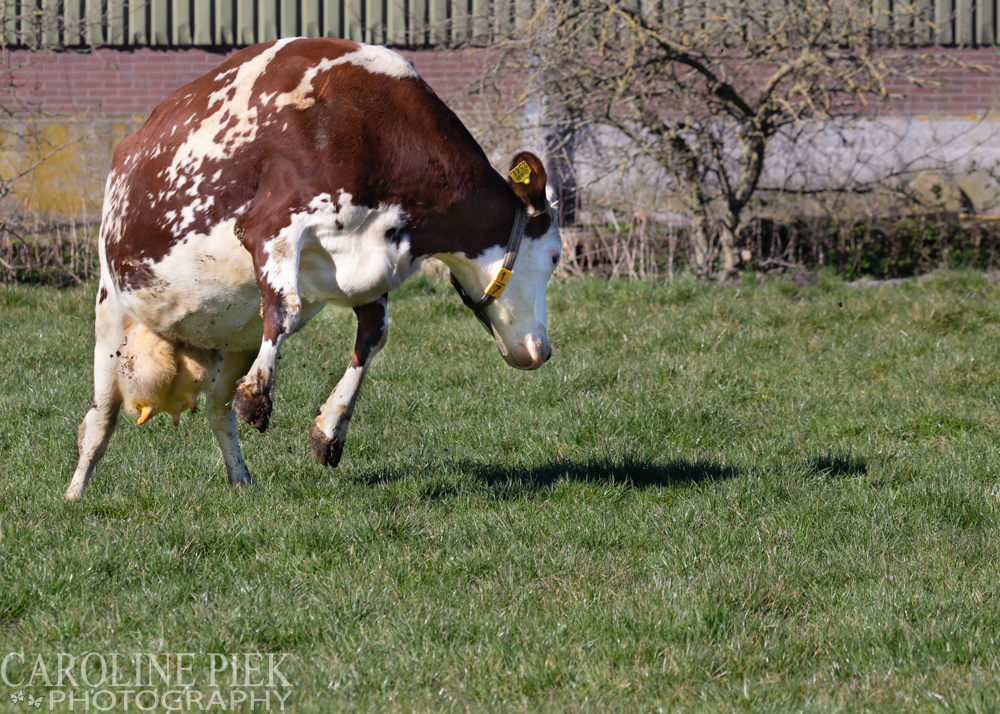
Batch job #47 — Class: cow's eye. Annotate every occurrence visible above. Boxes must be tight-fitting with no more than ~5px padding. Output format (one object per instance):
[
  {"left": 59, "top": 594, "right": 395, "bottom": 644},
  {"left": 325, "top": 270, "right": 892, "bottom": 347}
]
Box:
[{"left": 551, "top": 252, "right": 560, "bottom": 268}]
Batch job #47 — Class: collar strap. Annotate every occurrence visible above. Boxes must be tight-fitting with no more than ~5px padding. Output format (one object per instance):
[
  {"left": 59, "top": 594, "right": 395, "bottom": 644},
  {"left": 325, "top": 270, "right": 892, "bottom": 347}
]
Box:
[{"left": 451, "top": 207, "right": 528, "bottom": 335}]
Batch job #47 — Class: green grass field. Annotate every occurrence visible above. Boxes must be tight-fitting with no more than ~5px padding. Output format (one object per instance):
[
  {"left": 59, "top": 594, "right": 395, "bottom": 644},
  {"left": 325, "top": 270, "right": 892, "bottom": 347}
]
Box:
[{"left": 3, "top": 271, "right": 1000, "bottom": 712}]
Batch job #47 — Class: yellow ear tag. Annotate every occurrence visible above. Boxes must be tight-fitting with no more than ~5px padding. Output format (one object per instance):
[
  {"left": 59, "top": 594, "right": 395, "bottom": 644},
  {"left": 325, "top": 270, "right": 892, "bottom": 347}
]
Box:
[
  {"left": 485, "top": 268, "right": 512, "bottom": 298},
  {"left": 509, "top": 161, "right": 532, "bottom": 185}
]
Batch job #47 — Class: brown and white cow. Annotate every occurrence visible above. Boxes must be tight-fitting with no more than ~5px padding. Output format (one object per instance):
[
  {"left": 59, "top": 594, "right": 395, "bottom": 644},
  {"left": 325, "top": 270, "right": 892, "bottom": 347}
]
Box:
[{"left": 65, "top": 38, "right": 561, "bottom": 500}]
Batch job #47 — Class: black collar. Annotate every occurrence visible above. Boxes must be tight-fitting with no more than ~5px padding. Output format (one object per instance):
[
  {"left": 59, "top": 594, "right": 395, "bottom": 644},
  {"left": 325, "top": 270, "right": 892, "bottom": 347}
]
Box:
[{"left": 450, "top": 207, "right": 528, "bottom": 335}]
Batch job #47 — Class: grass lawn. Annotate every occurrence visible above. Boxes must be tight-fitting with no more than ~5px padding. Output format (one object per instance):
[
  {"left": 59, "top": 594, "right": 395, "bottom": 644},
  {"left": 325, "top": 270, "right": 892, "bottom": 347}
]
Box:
[{"left": 3, "top": 271, "right": 1000, "bottom": 712}]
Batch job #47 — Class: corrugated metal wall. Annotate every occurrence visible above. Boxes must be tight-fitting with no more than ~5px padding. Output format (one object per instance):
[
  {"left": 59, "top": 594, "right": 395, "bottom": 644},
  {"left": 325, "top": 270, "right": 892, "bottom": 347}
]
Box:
[
  {"left": 1, "top": 1, "right": 996, "bottom": 49},
  {"left": 877, "top": 0, "right": 998, "bottom": 46},
  {"left": 0, "top": 0, "right": 536, "bottom": 47}
]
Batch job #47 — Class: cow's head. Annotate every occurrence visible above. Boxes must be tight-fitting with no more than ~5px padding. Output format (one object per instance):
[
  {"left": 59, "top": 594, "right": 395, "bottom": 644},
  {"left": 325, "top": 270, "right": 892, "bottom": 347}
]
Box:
[{"left": 448, "top": 152, "right": 561, "bottom": 370}]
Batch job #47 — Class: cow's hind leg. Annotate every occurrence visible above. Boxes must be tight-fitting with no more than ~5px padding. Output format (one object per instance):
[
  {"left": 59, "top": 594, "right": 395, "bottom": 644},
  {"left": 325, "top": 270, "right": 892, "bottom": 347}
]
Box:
[
  {"left": 233, "top": 221, "right": 305, "bottom": 433},
  {"left": 65, "top": 291, "right": 123, "bottom": 500},
  {"left": 207, "top": 350, "right": 257, "bottom": 487},
  {"left": 309, "top": 295, "right": 388, "bottom": 467}
]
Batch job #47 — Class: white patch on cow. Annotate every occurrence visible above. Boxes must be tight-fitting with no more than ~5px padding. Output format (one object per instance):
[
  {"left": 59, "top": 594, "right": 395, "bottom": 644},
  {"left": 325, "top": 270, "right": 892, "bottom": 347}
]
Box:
[
  {"left": 118, "top": 218, "right": 263, "bottom": 351},
  {"left": 101, "top": 170, "right": 131, "bottom": 246},
  {"left": 164, "top": 204, "right": 189, "bottom": 234},
  {"left": 215, "top": 66, "right": 239, "bottom": 82},
  {"left": 120, "top": 189, "right": 415, "bottom": 354},
  {"left": 267, "top": 45, "right": 417, "bottom": 113},
  {"left": 316, "top": 365, "right": 364, "bottom": 440},
  {"left": 312, "top": 295, "right": 387, "bottom": 445},
  {"left": 267, "top": 57, "right": 337, "bottom": 111},
  {"left": 342, "top": 44, "right": 417, "bottom": 79},
  {"left": 165, "top": 37, "right": 299, "bottom": 189},
  {"left": 177, "top": 197, "right": 203, "bottom": 233},
  {"left": 260, "top": 191, "right": 418, "bottom": 308}
]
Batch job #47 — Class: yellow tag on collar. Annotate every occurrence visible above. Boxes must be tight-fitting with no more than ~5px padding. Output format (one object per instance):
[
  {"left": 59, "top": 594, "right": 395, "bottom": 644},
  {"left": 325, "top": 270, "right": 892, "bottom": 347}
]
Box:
[
  {"left": 484, "top": 268, "right": 512, "bottom": 298},
  {"left": 509, "top": 161, "right": 532, "bottom": 185}
]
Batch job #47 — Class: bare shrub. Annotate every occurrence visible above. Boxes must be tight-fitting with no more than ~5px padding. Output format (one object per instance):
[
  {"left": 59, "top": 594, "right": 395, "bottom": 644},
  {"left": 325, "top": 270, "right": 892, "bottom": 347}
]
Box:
[{"left": 467, "top": 0, "right": 984, "bottom": 280}]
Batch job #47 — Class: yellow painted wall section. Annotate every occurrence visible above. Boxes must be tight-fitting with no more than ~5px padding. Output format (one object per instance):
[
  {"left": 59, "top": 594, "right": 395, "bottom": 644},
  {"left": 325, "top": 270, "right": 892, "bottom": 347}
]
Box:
[{"left": 0, "top": 117, "right": 142, "bottom": 219}]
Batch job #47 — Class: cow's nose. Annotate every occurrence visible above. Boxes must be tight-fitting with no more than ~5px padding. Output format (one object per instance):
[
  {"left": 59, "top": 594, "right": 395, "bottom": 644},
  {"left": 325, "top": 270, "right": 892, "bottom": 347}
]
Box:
[
  {"left": 535, "top": 341, "right": 552, "bottom": 365},
  {"left": 506, "top": 343, "right": 536, "bottom": 369},
  {"left": 524, "top": 339, "right": 552, "bottom": 369}
]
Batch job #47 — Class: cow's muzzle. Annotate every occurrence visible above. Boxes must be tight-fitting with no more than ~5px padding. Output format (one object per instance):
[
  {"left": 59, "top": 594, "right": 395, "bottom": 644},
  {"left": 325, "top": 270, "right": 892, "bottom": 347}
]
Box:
[{"left": 495, "top": 327, "right": 551, "bottom": 370}]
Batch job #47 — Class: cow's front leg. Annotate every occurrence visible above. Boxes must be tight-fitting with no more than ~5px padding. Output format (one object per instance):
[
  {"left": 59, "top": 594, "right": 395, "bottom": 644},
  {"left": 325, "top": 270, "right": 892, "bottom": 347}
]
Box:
[
  {"left": 309, "top": 295, "right": 388, "bottom": 467},
  {"left": 233, "top": 224, "right": 304, "bottom": 433}
]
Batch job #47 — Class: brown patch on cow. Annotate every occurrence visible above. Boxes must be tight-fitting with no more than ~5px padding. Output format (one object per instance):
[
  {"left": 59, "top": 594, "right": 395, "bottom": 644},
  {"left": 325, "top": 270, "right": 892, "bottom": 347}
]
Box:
[
  {"left": 308, "top": 420, "right": 344, "bottom": 467},
  {"left": 113, "top": 258, "right": 172, "bottom": 295},
  {"left": 314, "top": 112, "right": 332, "bottom": 151},
  {"left": 120, "top": 259, "right": 153, "bottom": 289},
  {"left": 525, "top": 213, "right": 552, "bottom": 239},
  {"left": 98, "top": 285, "right": 108, "bottom": 303},
  {"left": 233, "top": 371, "right": 272, "bottom": 433},
  {"left": 349, "top": 299, "right": 387, "bottom": 368}
]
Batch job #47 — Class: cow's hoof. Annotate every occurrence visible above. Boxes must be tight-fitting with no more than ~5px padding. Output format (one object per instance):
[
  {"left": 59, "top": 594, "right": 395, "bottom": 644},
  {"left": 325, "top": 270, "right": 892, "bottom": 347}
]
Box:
[
  {"left": 309, "top": 421, "right": 344, "bottom": 467},
  {"left": 234, "top": 379, "right": 272, "bottom": 433},
  {"left": 226, "top": 465, "right": 257, "bottom": 489},
  {"left": 229, "top": 474, "right": 258, "bottom": 489}
]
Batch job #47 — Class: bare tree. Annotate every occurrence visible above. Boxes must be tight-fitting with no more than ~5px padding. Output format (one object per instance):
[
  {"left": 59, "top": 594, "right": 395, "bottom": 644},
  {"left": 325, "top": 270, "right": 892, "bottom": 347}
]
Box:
[{"left": 473, "top": 0, "right": 981, "bottom": 279}]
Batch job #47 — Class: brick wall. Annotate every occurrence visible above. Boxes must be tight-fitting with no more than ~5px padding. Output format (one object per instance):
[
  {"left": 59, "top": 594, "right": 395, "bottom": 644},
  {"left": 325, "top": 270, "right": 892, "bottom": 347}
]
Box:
[
  {"left": 2, "top": 46, "right": 998, "bottom": 119},
  {"left": 882, "top": 49, "right": 1000, "bottom": 118},
  {"left": 0, "top": 46, "right": 490, "bottom": 118}
]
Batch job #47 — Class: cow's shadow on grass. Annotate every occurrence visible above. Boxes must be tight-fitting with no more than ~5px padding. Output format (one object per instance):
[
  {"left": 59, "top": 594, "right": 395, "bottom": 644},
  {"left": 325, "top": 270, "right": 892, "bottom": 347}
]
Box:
[
  {"left": 346, "top": 451, "right": 867, "bottom": 493},
  {"left": 806, "top": 451, "right": 868, "bottom": 478},
  {"left": 463, "top": 456, "right": 738, "bottom": 490},
  {"left": 346, "top": 455, "right": 738, "bottom": 492}
]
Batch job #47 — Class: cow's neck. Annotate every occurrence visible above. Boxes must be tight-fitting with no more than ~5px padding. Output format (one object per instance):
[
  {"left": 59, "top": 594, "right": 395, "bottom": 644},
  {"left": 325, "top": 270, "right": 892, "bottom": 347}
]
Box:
[
  {"left": 430, "top": 191, "right": 522, "bottom": 299},
  {"left": 435, "top": 245, "right": 509, "bottom": 304},
  {"left": 394, "top": 156, "right": 515, "bottom": 290}
]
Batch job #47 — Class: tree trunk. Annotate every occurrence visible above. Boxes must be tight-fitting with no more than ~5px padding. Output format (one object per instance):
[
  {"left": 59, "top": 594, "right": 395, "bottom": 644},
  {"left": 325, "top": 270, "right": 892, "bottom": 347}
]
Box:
[
  {"left": 717, "top": 218, "right": 741, "bottom": 282},
  {"left": 687, "top": 217, "right": 712, "bottom": 279}
]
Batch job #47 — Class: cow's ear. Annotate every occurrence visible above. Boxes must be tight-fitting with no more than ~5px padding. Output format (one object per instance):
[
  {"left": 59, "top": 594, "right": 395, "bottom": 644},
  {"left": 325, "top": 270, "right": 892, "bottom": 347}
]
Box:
[{"left": 507, "top": 151, "right": 548, "bottom": 214}]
